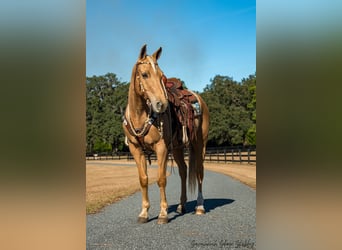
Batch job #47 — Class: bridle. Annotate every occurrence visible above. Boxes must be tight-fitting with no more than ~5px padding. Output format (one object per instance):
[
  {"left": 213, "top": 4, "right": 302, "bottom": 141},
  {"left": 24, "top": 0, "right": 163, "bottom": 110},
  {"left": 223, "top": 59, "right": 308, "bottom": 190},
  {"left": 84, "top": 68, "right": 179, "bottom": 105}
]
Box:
[
  {"left": 133, "top": 58, "right": 168, "bottom": 102},
  {"left": 123, "top": 57, "right": 169, "bottom": 151}
]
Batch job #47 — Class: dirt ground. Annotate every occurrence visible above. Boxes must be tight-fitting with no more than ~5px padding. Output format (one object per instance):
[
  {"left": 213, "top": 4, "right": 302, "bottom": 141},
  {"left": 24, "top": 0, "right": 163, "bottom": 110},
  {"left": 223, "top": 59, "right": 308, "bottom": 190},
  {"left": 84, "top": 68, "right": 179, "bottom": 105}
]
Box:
[
  {"left": 86, "top": 160, "right": 256, "bottom": 214},
  {"left": 204, "top": 162, "right": 256, "bottom": 189}
]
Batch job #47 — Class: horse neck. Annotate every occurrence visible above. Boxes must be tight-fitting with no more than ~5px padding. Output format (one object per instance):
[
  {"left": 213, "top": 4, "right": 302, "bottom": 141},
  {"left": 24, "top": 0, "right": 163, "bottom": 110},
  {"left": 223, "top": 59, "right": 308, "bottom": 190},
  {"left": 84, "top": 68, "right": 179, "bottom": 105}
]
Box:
[{"left": 128, "top": 82, "right": 149, "bottom": 126}]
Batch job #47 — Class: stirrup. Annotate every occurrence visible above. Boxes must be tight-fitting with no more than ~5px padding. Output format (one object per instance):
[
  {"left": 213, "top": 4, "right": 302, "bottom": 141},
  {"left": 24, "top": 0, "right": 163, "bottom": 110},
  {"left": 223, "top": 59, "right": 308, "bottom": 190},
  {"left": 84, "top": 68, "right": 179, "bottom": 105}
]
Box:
[{"left": 182, "top": 126, "right": 189, "bottom": 146}]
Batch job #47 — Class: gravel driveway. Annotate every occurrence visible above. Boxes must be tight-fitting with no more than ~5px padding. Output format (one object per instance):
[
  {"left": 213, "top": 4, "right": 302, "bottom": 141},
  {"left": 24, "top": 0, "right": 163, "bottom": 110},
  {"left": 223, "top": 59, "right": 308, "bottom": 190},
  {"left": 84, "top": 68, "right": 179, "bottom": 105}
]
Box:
[{"left": 87, "top": 168, "right": 256, "bottom": 249}]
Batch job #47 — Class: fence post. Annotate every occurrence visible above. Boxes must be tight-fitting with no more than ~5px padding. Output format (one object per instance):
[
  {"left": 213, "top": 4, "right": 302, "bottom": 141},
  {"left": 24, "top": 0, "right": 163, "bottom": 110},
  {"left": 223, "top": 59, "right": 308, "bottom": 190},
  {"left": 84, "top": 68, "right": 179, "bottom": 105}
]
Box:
[
  {"left": 224, "top": 149, "right": 226, "bottom": 163},
  {"left": 231, "top": 149, "right": 234, "bottom": 162},
  {"left": 239, "top": 149, "right": 242, "bottom": 163},
  {"left": 247, "top": 148, "right": 250, "bottom": 164}
]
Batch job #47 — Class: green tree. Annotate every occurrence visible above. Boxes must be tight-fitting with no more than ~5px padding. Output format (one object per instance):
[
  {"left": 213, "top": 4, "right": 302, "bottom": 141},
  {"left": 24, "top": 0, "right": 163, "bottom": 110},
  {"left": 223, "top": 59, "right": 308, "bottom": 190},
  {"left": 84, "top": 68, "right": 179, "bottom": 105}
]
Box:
[
  {"left": 243, "top": 74, "right": 256, "bottom": 146},
  {"left": 86, "top": 73, "right": 129, "bottom": 154},
  {"left": 201, "top": 74, "right": 255, "bottom": 146},
  {"left": 93, "top": 139, "right": 112, "bottom": 153}
]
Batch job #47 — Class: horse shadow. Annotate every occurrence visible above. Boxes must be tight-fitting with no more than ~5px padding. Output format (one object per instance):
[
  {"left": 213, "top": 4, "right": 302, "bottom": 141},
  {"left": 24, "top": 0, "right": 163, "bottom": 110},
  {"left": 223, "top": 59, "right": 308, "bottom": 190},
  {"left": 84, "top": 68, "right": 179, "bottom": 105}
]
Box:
[{"left": 164, "top": 198, "right": 235, "bottom": 223}]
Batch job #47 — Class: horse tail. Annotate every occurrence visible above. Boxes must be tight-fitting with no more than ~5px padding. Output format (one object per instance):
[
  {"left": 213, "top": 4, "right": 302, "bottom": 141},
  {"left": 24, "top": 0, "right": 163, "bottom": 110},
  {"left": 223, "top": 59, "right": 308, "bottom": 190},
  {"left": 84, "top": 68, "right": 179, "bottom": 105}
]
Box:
[{"left": 188, "top": 144, "right": 197, "bottom": 194}]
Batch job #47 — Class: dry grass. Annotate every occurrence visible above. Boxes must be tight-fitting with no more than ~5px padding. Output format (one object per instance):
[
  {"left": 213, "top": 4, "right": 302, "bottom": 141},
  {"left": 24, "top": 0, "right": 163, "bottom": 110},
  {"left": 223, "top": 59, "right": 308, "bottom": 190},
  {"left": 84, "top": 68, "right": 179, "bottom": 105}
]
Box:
[
  {"left": 86, "top": 161, "right": 163, "bottom": 214},
  {"left": 86, "top": 160, "right": 256, "bottom": 214},
  {"left": 204, "top": 162, "right": 256, "bottom": 189}
]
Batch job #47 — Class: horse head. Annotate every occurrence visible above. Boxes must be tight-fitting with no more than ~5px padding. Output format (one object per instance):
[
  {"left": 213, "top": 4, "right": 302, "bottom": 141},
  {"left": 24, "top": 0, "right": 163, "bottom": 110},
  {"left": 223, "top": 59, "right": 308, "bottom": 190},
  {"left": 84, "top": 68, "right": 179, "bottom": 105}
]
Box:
[{"left": 131, "top": 44, "right": 168, "bottom": 113}]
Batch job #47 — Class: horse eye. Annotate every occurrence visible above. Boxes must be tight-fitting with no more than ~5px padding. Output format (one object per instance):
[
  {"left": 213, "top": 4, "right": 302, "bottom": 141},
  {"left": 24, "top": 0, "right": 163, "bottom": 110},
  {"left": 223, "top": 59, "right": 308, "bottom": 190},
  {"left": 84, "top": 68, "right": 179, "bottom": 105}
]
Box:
[{"left": 141, "top": 72, "right": 148, "bottom": 79}]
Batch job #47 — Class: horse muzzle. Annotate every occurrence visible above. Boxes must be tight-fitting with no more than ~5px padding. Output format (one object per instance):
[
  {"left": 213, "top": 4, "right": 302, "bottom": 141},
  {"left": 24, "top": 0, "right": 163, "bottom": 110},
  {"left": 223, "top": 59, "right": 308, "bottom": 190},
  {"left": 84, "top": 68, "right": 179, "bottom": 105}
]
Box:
[{"left": 151, "top": 99, "right": 167, "bottom": 113}]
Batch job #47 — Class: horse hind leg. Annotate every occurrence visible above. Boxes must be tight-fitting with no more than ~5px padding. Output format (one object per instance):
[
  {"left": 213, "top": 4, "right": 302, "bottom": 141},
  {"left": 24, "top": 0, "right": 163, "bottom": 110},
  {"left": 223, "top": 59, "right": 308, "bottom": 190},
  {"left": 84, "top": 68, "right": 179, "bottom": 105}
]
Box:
[
  {"left": 195, "top": 164, "right": 205, "bottom": 215},
  {"left": 194, "top": 95, "right": 209, "bottom": 215},
  {"left": 194, "top": 143, "right": 206, "bottom": 215},
  {"left": 173, "top": 148, "right": 187, "bottom": 214}
]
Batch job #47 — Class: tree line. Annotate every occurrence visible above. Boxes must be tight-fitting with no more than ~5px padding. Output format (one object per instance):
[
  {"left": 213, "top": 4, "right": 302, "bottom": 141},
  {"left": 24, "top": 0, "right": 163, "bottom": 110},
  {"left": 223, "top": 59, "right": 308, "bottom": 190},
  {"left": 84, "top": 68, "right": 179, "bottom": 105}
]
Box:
[{"left": 86, "top": 73, "right": 256, "bottom": 154}]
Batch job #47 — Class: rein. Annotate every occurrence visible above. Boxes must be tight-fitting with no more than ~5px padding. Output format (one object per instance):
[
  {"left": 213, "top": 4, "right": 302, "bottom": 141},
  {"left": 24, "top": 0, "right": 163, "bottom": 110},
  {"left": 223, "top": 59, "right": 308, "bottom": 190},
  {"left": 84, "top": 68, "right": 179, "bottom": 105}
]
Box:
[
  {"left": 123, "top": 104, "right": 156, "bottom": 141},
  {"left": 123, "top": 105, "right": 162, "bottom": 165}
]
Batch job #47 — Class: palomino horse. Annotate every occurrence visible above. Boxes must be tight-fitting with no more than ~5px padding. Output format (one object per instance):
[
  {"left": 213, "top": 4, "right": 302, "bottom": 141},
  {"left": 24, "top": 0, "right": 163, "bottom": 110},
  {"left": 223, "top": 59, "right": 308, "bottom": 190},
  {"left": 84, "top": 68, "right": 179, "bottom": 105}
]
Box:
[{"left": 123, "top": 44, "right": 209, "bottom": 224}]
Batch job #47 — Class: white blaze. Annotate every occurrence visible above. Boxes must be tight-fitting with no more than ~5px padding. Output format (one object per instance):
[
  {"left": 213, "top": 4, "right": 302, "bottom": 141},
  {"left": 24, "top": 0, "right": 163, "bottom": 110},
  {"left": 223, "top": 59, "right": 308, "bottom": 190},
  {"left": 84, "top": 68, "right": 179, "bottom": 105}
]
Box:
[{"left": 147, "top": 56, "right": 156, "bottom": 73}]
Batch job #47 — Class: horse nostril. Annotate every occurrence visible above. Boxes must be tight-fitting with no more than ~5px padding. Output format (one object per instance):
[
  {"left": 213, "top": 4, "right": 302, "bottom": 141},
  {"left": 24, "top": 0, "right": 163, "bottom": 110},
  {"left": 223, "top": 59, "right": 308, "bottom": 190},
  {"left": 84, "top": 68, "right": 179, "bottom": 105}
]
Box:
[{"left": 156, "top": 101, "right": 162, "bottom": 111}]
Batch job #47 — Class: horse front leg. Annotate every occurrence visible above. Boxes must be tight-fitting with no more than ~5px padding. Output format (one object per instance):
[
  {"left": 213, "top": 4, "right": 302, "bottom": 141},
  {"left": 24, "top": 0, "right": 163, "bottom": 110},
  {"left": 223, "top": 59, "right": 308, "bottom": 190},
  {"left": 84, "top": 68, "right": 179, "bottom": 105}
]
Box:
[
  {"left": 129, "top": 143, "right": 150, "bottom": 223},
  {"left": 155, "top": 141, "right": 168, "bottom": 224}
]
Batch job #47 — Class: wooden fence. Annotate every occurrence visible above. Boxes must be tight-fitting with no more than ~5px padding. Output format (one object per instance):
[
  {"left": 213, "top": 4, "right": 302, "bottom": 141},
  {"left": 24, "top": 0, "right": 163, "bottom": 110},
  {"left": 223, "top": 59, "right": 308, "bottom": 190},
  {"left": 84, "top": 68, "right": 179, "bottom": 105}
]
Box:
[
  {"left": 86, "top": 147, "right": 256, "bottom": 164},
  {"left": 204, "top": 147, "right": 256, "bottom": 164}
]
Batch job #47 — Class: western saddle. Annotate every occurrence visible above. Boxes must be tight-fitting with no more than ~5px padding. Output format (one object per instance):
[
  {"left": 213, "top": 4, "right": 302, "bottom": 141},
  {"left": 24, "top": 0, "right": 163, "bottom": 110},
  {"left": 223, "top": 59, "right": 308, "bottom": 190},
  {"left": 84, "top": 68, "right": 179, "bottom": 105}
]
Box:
[{"left": 163, "top": 76, "right": 201, "bottom": 145}]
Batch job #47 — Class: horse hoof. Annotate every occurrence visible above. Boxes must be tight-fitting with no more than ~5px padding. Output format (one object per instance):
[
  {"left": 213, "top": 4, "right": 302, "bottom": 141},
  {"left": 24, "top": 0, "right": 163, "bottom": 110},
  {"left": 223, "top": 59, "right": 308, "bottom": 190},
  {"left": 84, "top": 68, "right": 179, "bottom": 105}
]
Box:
[
  {"left": 195, "top": 207, "right": 205, "bottom": 215},
  {"left": 176, "top": 205, "right": 186, "bottom": 214},
  {"left": 157, "top": 217, "right": 168, "bottom": 224},
  {"left": 137, "top": 217, "right": 148, "bottom": 223}
]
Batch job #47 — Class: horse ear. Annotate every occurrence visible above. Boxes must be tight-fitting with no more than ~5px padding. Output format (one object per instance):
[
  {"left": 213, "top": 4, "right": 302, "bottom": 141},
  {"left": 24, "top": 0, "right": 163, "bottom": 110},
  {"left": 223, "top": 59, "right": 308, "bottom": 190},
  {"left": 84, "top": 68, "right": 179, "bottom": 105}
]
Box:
[
  {"left": 139, "top": 44, "right": 147, "bottom": 60},
  {"left": 152, "top": 47, "right": 162, "bottom": 61}
]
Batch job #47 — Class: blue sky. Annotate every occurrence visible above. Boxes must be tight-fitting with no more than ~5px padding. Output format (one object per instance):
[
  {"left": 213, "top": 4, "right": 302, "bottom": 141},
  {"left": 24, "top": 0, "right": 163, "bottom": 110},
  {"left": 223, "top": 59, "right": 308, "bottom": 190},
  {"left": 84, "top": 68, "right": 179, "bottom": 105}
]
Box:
[{"left": 86, "top": 0, "right": 255, "bottom": 92}]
